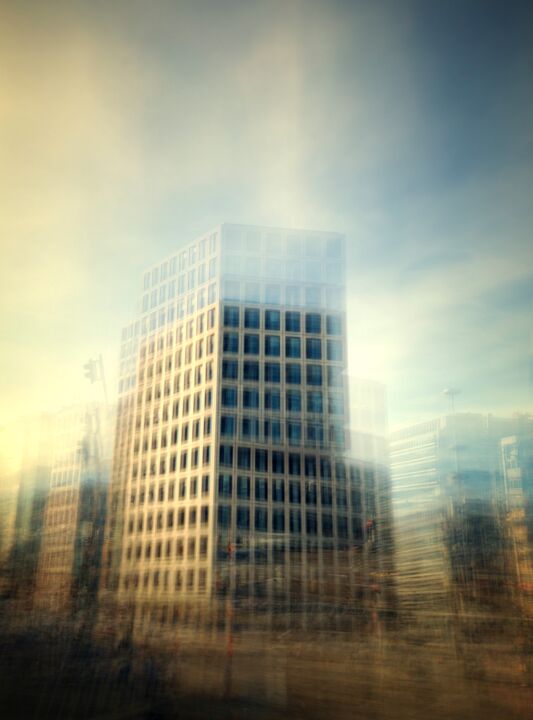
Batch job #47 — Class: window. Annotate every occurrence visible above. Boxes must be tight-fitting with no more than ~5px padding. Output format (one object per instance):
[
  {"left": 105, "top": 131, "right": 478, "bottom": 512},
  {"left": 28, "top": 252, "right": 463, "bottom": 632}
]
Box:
[
  {"left": 287, "top": 421, "right": 301, "bottom": 446},
  {"left": 264, "top": 334, "right": 280, "bottom": 356},
  {"left": 265, "top": 419, "right": 282, "bottom": 443},
  {"left": 288, "top": 453, "right": 301, "bottom": 475},
  {"left": 286, "top": 389, "right": 302, "bottom": 412},
  {"left": 336, "top": 462, "right": 347, "bottom": 482},
  {"left": 264, "top": 389, "right": 281, "bottom": 410},
  {"left": 322, "top": 514, "right": 333, "bottom": 537},
  {"left": 237, "top": 447, "right": 251, "bottom": 470},
  {"left": 307, "top": 391, "right": 323, "bottom": 413},
  {"left": 306, "top": 338, "right": 322, "bottom": 360},
  {"left": 244, "top": 334, "right": 259, "bottom": 354},
  {"left": 285, "top": 337, "right": 301, "bottom": 358},
  {"left": 305, "top": 455, "right": 317, "bottom": 477},
  {"left": 273, "top": 479, "right": 285, "bottom": 502},
  {"left": 244, "top": 308, "right": 260, "bottom": 328},
  {"left": 327, "top": 339, "right": 342, "bottom": 361},
  {"left": 326, "top": 315, "right": 342, "bottom": 335},
  {"left": 241, "top": 416, "right": 259, "bottom": 439},
  {"left": 237, "top": 476, "right": 250, "bottom": 499},
  {"left": 265, "top": 284, "right": 280, "bottom": 304},
  {"left": 328, "top": 393, "right": 345, "bottom": 415},
  {"left": 321, "top": 485, "right": 332, "bottom": 506},
  {"left": 221, "top": 387, "right": 237, "bottom": 407},
  {"left": 305, "top": 313, "right": 321, "bottom": 334},
  {"left": 218, "top": 474, "right": 232, "bottom": 497},
  {"left": 264, "top": 362, "right": 280, "bottom": 383},
  {"left": 255, "top": 449, "right": 268, "bottom": 472},
  {"left": 224, "top": 306, "right": 239, "bottom": 327},
  {"left": 243, "top": 361, "right": 259, "bottom": 381},
  {"left": 219, "top": 445, "right": 233, "bottom": 467},
  {"left": 201, "top": 506, "right": 209, "bottom": 524},
  {"left": 306, "top": 365, "right": 323, "bottom": 386},
  {"left": 289, "top": 481, "right": 301, "bottom": 504},
  {"left": 290, "top": 510, "right": 301, "bottom": 533},
  {"left": 265, "top": 309, "right": 280, "bottom": 330},
  {"left": 327, "top": 366, "right": 342, "bottom": 387},
  {"left": 306, "top": 485, "right": 317, "bottom": 506},
  {"left": 337, "top": 488, "right": 347, "bottom": 507},
  {"left": 320, "top": 457, "right": 331, "bottom": 479},
  {"left": 255, "top": 477, "right": 268, "bottom": 501},
  {"left": 272, "top": 509, "right": 285, "bottom": 533},
  {"left": 202, "top": 475, "right": 210, "bottom": 495},
  {"left": 272, "top": 451, "right": 285, "bottom": 474},
  {"left": 223, "top": 332, "right": 239, "bottom": 353},
  {"left": 218, "top": 506, "right": 231, "bottom": 527},
  {"left": 285, "top": 311, "right": 300, "bottom": 332},
  {"left": 236, "top": 506, "right": 250, "bottom": 529},
  {"left": 286, "top": 364, "right": 301, "bottom": 385},
  {"left": 255, "top": 507, "right": 268, "bottom": 532},
  {"left": 337, "top": 515, "right": 348, "bottom": 538},
  {"left": 222, "top": 360, "right": 238, "bottom": 380},
  {"left": 243, "top": 388, "right": 259, "bottom": 408},
  {"left": 306, "top": 422, "right": 324, "bottom": 446}
]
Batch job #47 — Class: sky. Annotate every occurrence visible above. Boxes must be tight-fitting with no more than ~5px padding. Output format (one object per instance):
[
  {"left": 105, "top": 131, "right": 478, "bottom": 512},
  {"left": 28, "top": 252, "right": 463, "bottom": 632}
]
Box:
[{"left": 1, "top": 0, "right": 532, "bottom": 473}]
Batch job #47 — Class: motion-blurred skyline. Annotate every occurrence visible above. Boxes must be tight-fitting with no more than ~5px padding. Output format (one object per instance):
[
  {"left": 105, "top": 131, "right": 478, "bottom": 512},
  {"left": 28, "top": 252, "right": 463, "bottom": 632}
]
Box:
[{"left": 1, "top": 0, "right": 532, "bottom": 475}]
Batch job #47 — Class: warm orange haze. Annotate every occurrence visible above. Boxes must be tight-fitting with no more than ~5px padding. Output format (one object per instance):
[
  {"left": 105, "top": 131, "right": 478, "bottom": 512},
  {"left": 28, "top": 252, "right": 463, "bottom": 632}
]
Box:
[{"left": 1, "top": 1, "right": 533, "bottom": 719}]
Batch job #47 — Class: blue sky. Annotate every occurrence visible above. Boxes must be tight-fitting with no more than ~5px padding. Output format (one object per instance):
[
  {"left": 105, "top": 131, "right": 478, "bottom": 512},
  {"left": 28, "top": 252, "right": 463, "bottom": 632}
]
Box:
[{"left": 1, "top": 0, "right": 532, "bottom": 469}]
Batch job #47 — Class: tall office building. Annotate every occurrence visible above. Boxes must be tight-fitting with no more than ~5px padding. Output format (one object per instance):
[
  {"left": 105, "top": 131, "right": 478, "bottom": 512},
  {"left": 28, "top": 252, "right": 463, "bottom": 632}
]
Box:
[{"left": 104, "top": 224, "right": 383, "bottom": 638}]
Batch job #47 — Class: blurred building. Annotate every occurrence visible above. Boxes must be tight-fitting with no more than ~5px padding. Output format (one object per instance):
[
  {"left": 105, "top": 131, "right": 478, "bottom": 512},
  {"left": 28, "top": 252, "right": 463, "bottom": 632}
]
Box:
[
  {"left": 34, "top": 402, "right": 111, "bottom": 615},
  {"left": 0, "top": 476, "right": 20, "bottom": 594},
  {"left": 102, "top": 224, "right": 392, "bottom": 640},
  {"left": 348, "top": 378, "right": 395, "bottom": 621},
  {"left": 2, "top": 414, "right": 52, "bottom": 605},
  {"left": 501, "top": 432, "right": 533, "bottom": 616},
  {"left": 390, "top": 413, "right": 532, "bottom": 627}
]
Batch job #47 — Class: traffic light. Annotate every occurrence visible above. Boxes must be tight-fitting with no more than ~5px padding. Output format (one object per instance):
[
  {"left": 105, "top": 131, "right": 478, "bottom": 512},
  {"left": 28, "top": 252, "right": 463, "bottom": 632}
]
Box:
[{"left": 84, "top": 359, "right": 97, "bottom": 383}]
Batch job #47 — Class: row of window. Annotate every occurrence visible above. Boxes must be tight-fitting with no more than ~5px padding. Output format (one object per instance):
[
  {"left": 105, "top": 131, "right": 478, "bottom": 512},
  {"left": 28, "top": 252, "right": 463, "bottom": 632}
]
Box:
[
  {"left": 221, "top": 388, "right": 343, "bottom": 414},
  {"left": 143, "top": 234, "right": 217, "bottom": 291},
  {"left": 130, "top": 475, "right": 210, "bottom": 505},
  {"left": 218, "top": 474, "right": 361, "bottom": 510},
  {"left": 142, "top": 259, "right": 218, "bottom": 312},
  {"left": 221, "top": 363, "right": 342, "bottom": 386},
  {"left": 217, "top": 451, "right": 357, "bottom": 480},
  {"left": 123, "top": 567, "right": 207, "bottom": 592},
  {"left": 134, "top": 390, "right": 213, "bottom": 429},
  {"left": 127, "top": 505, "right": 210, "bottom": 534},
  {"left": 222, "top": 282, "right": 344, "bottom": 311},
  {"left": 134, "top": 418, "right": 212, "bottom": 455},
  {"left": 139, "top": 308, "right": 217, "bottom": 361},
  {"left": 224, "top": 307, "right": 342, "bottom": 335},
  {"left": 217, "top": 505, "right": 360, "bottom": 538},
  {"left": 223, "top": 230, "right": 342, "bottom": 259},
  {"left": 220, "top": 417, "right": 343, "bottom": 447},
  {"left": 223, "top": 333, "right": 342, "bottom": 360},
  {"left": 140, "top": 345, "right": 216, "bottom": 385},
  {"left": 141, "top": 287, "right": 217, "bottom": 335},
  {"left": 132, "top": 445, "right": 212, "bottom": 478},
  {"left": 140, "top": 363, "right": 214, "bottom": 400},
  {"left": 126, "top": 535, "right": 209, "bottom": 563}
]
